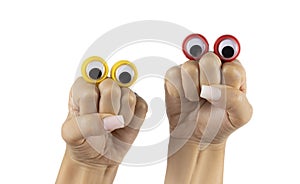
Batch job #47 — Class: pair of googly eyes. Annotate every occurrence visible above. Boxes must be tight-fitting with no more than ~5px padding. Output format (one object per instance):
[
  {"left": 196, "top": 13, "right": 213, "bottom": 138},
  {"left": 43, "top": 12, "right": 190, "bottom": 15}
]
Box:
[
  {"left": 182, "top": 34, "right": 240, "bottom": 62},
  {"left": 81, "top": 56, "right": 138, "bottom": 87}
]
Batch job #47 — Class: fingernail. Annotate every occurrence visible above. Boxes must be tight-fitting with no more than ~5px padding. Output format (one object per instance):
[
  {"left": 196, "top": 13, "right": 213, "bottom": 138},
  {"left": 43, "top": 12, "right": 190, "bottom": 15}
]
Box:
[
  {"left": 103, "top": 115, "right": 125, "bottom": 132},
  {"left": 200, "top": 85, "right": 221, "bottom": 101}
]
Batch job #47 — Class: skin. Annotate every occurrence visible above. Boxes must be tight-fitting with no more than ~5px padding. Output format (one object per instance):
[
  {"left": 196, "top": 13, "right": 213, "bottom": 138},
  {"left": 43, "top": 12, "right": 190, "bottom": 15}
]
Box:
[
  {"left": 164, "top": 52, "right": 253, "bottom": 184},
  {"left": 56, "top": 77, "right": 148, "bottom": 184},
  {"left": 56, "top": 51, "right": 252, "bottom": 184}
]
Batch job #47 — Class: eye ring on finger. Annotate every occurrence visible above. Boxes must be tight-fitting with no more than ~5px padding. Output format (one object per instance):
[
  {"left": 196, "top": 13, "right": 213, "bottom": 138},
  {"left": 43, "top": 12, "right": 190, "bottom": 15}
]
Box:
[
  {"left": 111, "top": 60, "right": 138, "bottom": 87},
  {"left": 81, "top": 56, "right": 109, "bottom": 83},
  {"left": 182, "top": 33, "right": 209, "bottom": 61},
  {"left": 214, "top": 35, "right": 240, "bottom": 62}
]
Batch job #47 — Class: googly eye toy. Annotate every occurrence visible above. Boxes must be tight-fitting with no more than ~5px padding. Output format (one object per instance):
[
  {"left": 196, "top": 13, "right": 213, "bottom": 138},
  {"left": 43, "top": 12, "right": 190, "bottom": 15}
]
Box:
[
  {"left": 81, "top": 56, "right": 109, "bottom": 83},
  {"left": 81, "top": 56, "right": 138, "bottom": 87},
  {"left": 182, "top": 34, "right": 240, "bottom": 62},
  {"left": 182, "top": 34, "right": 209, "bottom": 60},
  {"left": 213, "top": 35, "right": 240, "bottom": 62},
  {"left": 110, "top": 60, "right": 138, "bottom": 87}
]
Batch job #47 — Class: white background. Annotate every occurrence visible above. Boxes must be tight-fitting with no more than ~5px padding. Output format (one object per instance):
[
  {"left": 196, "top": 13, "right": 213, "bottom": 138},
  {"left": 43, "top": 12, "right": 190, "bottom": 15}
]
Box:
[{"left": 1, "top": 0, "right": 300, "bottom": 183}]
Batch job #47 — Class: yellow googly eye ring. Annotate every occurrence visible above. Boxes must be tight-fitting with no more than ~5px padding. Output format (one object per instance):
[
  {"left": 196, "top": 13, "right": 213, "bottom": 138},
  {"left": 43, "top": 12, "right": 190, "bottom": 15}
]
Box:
[
  {"left": 111, "top": 60, "right": 138, "bottom": 87},
  {"left": 81, "top": 56, "right": 109, "bottom": 83}
]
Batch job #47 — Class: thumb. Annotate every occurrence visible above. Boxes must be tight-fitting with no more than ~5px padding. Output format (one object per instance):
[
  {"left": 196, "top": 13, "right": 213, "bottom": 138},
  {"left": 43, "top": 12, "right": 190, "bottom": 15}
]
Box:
[{"left": 200, "top": 85, "right": 253, "bottom": 128}]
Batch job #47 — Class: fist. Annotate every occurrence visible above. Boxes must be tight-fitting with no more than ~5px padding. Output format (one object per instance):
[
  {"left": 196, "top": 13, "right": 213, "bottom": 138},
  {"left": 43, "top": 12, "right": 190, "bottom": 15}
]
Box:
[
  {"left": 62, "top": 77, "right": 148, "bottom": 165},
  {"left": 165, "top": 51, "right": 253, "bottom": 149}
]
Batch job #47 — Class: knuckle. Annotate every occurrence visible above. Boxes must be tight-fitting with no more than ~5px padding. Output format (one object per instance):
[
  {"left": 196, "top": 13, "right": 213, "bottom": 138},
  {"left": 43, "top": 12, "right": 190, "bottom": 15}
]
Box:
[
  {"left": 182, "top": 61, "right": 198, "bottom": 74},
  {"left": 128, "top": 91, "right": 136, "bottom": 105},
  {"left": 61, "top": 120, "right": 73, "bottom": 143},
  {"left": 239, "top": 103, "right": 253, "bottom": 124},
  {"left": 165, "top": 66, "right": 180, "bottom": 80},
  {"left": 229, "top": 92, "right": 253, "bottom": 127},
  {"left": 99, "top": 78, "right": 119, "bottom": 95},
  {"left": 80, "top": 88, "right": 98, "bottom": 101},
  {"left": 222, "top": 63, "right": 245, "bottom": 79},
  {"left": 137, "top": 98, "right": 148, "bottom": 112},
  {"left": 61, "top": 116, "right": 81, "bottom": 145},
  {"left": 99, "top": 78, "right": 115, "bottom": 88},
  {"left": 222, "top": 66, "right": 237, "bottom": 78}
]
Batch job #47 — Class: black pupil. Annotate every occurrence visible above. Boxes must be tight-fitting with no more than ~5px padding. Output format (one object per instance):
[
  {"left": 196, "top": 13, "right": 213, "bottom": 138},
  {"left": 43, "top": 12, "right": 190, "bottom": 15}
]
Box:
[
  {"left": 89, "top": 68, "right": 102, "bottom": 80},
  {"left": 119, "top": 72, "right": 131, "bottom": 84},
  {"left": 222, "top": 46, "right": 234, "bottom": 58},
  {"left": 190, "top": 45, "right": 202, "bottom": 57}
]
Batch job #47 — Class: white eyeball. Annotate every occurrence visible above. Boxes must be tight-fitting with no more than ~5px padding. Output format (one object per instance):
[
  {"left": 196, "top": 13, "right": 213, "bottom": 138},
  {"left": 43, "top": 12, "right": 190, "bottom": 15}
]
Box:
[
  {"left": 182, "top": 34, "right": 209, "bottom": 60},
  {"left": 81, "top": 56, "right": 108, "bottom": 83},
  {"left": 214, "top": 35, "right": 240, "bottom": 62},
  {"left": 111, "top": 60, "right": 137, "bottom": 87},
  {"left": 116, "top": 65, "right": 135, "bottom": 84},
  {"left": 86, "top": 61, "right": 105, "bottom": 80}
]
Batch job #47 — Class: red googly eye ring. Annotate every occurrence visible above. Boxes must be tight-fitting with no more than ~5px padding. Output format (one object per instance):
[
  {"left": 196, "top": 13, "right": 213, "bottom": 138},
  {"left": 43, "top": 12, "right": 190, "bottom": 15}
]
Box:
[
  {"left": 214, "top": 35, "right": 240, "bottom": 62},
  {"left": 182, "top": 34, "right": 209, "bottom": 60}
]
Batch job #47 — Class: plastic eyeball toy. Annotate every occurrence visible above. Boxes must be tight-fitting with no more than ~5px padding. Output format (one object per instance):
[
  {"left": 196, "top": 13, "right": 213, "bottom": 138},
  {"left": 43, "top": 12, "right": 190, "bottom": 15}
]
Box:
[
  {"left": 182, "top": 33, "right": 209, "bottom": 61},
  {"left": 213, "top": 35, "right": 240, "bottom": 62},
  {"left": 111, "top": 60, "right": 138, "bottom": 87},
  {"left": 81, "top": 56, "right": 109, "bottom": 83},
  {"left": 81, "top": 56, "right": 138, "bottom": 87},
  {"left": 182, "top": 34, "right": 240, "bottom": 62}
]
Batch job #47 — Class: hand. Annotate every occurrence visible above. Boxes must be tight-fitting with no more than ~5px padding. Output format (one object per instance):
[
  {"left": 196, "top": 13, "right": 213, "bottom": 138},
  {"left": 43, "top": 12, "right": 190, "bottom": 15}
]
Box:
[
  {"left": 165, "top": 52, "right": 252, "bottom": 149},
  {"left": 61, "top": 77, "right": 148, "bottom": 166}
]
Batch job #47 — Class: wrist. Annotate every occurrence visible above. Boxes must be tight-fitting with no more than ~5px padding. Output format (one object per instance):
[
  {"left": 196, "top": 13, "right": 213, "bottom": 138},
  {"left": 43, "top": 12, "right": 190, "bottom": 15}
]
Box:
[
  {"left": 165, "top": 137, "right": 226, "bottom": 184},
  {"left": 168, "top": 136, "right": 226, "bottom": 155},
  {"left": 56, "top": 149, "right": 119, "bottom": 184}
]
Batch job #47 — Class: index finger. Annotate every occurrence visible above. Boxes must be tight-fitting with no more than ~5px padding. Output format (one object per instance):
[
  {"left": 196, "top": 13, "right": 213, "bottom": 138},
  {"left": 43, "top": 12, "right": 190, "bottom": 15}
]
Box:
[
  {"left": 181, "top": 60, "right": 200, "bottom": 101},
  {"left": 165, "top": 65, "right": 184, "bottom": 98},
  {"left": 69, "top": 77, "right": 100, "bottom": 115},
  {"left": 165, "top": 65, "right": 189, "bottom": 132}
]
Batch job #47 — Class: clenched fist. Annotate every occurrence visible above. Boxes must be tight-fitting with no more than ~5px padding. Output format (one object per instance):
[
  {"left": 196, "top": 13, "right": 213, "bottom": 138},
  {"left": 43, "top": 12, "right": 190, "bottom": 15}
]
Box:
[
  {"left": 61, "top": 77, "right": 148, "bottom": 166},
  {"left": 57, "top": 77, "right": 147, "bottom": 184},
  {"left": 165, "top": 52, "right": 252, "bottom": 149},
  {"left": 164, "top": 50, "right": 253, "bottom": 184}
]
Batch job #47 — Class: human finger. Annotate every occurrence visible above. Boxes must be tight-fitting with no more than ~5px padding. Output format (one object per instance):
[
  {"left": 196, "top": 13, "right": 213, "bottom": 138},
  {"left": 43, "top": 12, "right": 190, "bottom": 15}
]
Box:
[
  {"left": 200, "top": 85, "right": 253, "bottom": 128},
  {"left": 118, "top": 88, "right": 136, "bottom": 126},
  {"left": 112, "top": 95, "right": 148, "bottom": 144},
  {"left": 98, "top": 78, "right": 125, "bottom": 132},
  {"left": 98, "top": 78, "right": 121, "bottom": 116},
  {"left": 181, "top": 60, "right": 200, "bottom": 101},
  {"left": 199, "top": 52, "right": 222, "bottom": 88},
  {"left": 61, "top": 113, "right": 106, "bottom": 145},
  {"left": 69, "top": 77, "right": 100, "bottom": 115},
  {"left": 165, "top": 65, "right": 184, "bottom": 98},
  {"left": 221, "top": 59, "right": 247, "bottom": 93}
]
